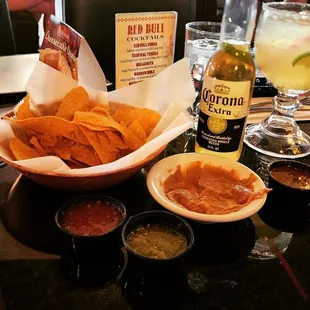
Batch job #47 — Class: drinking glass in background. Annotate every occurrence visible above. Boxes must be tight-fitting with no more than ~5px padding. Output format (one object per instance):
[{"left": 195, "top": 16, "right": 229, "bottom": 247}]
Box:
[
  {"left": 184, "top": 22, "right": 221, "bottom": 130},
  {"left": 245, "top": 2, "right": 310, "bottom": 158},
  {"left": 164, "top": 22, "right": 221, "bottom": 155}
]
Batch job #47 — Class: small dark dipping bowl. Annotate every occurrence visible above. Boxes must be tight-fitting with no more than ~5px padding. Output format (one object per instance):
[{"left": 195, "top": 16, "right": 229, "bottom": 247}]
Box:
[
  {"left": 122, "top": 210, "right": 194, "bottom": 264},
  {"left": 55, "top": 195, "right": 127, "bottom": 256},
  {"left": 259, "top": 160, "right": 310, "bottom": 233}
]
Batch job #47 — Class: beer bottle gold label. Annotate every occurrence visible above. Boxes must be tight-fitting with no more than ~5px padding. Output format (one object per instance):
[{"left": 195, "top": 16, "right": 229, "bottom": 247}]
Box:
[{"left": 196, "top": 76, "right": 251, "bottom": 153}]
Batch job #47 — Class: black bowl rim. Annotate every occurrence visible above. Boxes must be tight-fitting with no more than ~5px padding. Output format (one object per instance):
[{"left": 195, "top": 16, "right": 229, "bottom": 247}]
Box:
[
  {"left": 55, "top": 194, "right": 127, "bottom": 238},
  {"left": 121, "top": 210, "right": 195, "bottom": 262},
  {"left": 268, "top": 160, "right": 310, "bottom": 192}
]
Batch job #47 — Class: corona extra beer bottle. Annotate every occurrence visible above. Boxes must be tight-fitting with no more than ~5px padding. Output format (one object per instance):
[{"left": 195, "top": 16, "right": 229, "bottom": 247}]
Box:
[{"left": 195, "top": 0, "right": 257, "bottom": 161}]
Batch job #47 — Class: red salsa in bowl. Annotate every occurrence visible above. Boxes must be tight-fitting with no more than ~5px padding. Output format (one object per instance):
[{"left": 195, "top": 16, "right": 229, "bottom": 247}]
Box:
[{"left": 56, "top": 195, "right": 126, "bottom": 238}]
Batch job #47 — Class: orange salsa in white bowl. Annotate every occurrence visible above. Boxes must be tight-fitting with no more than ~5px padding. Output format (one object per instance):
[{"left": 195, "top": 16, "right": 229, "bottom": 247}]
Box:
[{"left": 147, "top": 153, "right": 270, "bottom": 223}]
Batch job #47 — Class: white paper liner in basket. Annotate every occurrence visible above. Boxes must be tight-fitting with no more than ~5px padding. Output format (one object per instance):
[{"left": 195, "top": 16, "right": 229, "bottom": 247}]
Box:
[{"left": 0, "top": 58, "right": 196, "bottom": 175}]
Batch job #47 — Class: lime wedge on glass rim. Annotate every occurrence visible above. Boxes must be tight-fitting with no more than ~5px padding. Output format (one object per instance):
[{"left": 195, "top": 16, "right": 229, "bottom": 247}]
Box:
[{"left": 292, "top": 52, "right": 310, "bottom": 68}]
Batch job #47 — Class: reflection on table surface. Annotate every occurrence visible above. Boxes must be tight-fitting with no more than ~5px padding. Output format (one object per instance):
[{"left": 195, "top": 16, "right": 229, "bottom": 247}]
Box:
[{"left": 1, "top": 101, "right": 310, "bottom": 309}]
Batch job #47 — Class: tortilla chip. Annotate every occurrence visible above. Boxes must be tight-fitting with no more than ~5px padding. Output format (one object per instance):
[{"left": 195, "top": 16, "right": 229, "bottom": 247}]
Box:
[
  {"left": 111, "top": 108, "right": 134, "bottom": 126},
  {"left": 119, "top": 121, "right": 143, "bottom": 151},
  {"left": 74, "top": 111, "right": 117, "bottom": 131},
  {"left": 110, "top": 104, "right": 161, "bottom": 136},
  {"left": 9, "top": 117, "right": 77, "bottom": 141},
  {"left": 10, "top": 138, "right": 40, "bottom": 160},
  {"left": 127, "top": 108, "right": 161, "bottom": 136},
  {"left": 4, "top": 93, "right": 161, "bottom": 168},
  {"left": 108, "top": 101, "right": 135, "bottom": 115},
  {"left": 101, "top": 151, "right": 120, "bottom": 163},
  {"left": 11, "top": 126, "right": 34, "bottom": 146},
  {"left": 70, "top": 144, "right": 101, "bottom": 166},
  {"left": 37, "top": 135, "right": 58, "bottom": 147},
  {"left": 31, "top": 136, "right": 75, "bottom": 161},
  {"left": 53, "top": 137, "right": 76, "bottom": 149},
  {"left": 91, "top": 106, "right": 110, "bottom": 117},
  {"left": 40, "top": 139, "right": 73, "bottom": 160},
  {"left": 74, "top": 126, "right": 90, "bottom": 145},
  {"left": 128, "top": 120, "right": 148, "bottom": 144},
  {"left": 78, "top": 126, "right": 106, "bottom": 163},
  {"left": 16, "top": 94, "right": 33, "bottom": 120},
  {"left": 120, "top": 148, "right": 131, "bottom": 157},
  {"left": 105, "top": 131, "right": 127, "bottom": 150},
  {"left": 56, "top": 87, "right": 90, "bottom": 120},
  {"left": 29, "top": 136, "right": 47, "bottom": 156},
  {"left": 94, "top": 152, "right": 101, "bottom": 165},
  {"left": 51, "top": 147, "right": 71, "bottom": 161},
  {"left": 97, "top": 132, "right": 118, "bottom": 152},
  {"left": 75, "top": 111, "right": 143, "bottom": 151},
  {"left": 78, "top": 126, "right": 122, "bottom": 164}
]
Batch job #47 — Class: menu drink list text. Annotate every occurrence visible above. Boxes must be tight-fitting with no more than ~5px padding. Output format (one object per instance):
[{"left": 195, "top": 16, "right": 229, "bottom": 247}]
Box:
[{"left": 115, "top": 12, "right": 177, "bottom": 89}]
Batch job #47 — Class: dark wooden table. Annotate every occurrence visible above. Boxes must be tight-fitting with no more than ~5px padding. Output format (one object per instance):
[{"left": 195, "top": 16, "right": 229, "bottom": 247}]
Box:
[{"left": 1, "top": 101, "right": 310, "bottom": 310}]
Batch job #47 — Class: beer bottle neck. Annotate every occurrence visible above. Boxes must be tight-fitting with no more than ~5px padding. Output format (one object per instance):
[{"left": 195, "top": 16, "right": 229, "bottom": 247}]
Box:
[{"left": 220, "top": 0, "right": 257, "bottom": 45}]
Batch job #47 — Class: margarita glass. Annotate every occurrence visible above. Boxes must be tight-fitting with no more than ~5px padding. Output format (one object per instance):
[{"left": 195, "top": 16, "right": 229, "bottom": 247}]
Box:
[{"left": 245, "top": 2, "right": 310, "bottom": 158}]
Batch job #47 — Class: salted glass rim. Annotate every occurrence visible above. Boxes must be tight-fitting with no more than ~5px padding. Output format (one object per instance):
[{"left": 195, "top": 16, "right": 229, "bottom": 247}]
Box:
[
  {"left": 263, "top": 2, "right": 310, "bottom": 21},
  {"left": 185, "top": 21, "right": 221, "bottom": 37}
]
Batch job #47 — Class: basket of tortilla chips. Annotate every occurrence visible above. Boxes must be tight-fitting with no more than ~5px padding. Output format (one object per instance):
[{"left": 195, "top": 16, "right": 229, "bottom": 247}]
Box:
[{"left": 0, "top": 60, "right": 195, "bottom": 191}]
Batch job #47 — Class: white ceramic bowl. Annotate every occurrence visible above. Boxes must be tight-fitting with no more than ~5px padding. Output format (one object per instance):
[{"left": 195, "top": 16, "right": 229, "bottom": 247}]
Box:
[{"left": 147, "top": 153, "right": 268, "bottom": 223}]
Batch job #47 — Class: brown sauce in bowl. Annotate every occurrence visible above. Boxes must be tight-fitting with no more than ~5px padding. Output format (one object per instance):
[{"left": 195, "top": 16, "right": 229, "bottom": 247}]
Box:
[
  {"left": 270, "top": 165, "right": 310, "bottom": 190},
  {"left": 162, "top": 161, "right": 270, "bottom": 215}
]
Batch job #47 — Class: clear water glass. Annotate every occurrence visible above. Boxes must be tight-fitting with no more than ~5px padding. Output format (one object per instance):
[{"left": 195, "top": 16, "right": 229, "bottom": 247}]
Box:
[{"left": 184, "top": 22, "right": 221, "bottom": 130}]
